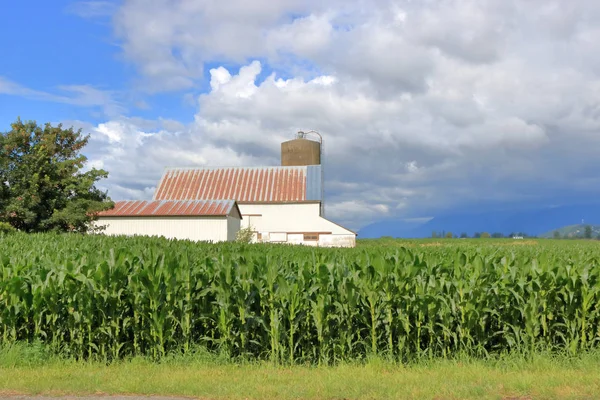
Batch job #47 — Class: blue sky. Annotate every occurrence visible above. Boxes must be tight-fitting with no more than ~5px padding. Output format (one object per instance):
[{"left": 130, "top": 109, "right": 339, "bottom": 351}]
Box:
[
  {"left": 0, "top": 0, "right": 218, "bottom": 129},
  {"left": 3, "top": 0, "right": 600, "bottom": 231},
  {"left": 1, "top": 1, "right": 120, "bottom": 127},
  {"left": 0, "top": 1, "right": 283, "bottom": 129}
]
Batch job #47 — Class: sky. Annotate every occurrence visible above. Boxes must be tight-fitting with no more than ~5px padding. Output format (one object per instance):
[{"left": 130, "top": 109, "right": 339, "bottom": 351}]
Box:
[{"left": 2, "top": 0, "right": 600, "bottom": 231}]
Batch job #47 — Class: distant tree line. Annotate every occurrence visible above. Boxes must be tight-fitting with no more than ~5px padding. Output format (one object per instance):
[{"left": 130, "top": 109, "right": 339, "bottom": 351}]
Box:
[
  {"left": 430, "top": 224, "right": 600, "bottom": 240},
  {"left": 431, "top": 231, "right": 532, "bottom": 239},
  {"left": 552, "top": 225, "right": 600, "bottom": 240}
]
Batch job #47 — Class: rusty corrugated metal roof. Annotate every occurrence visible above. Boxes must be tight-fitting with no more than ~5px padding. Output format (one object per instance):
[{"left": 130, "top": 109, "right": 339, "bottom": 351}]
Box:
[
  {"left": 153, "top": 166, "right": 323, "bottom": 202},
  {"left": 98, "top": 200, "right": 238, "bottom": 217}
]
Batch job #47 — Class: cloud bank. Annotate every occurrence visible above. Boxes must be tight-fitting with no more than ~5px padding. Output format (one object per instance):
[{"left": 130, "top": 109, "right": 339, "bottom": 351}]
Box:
[{"left": 65, "top": 0, "right": 600, "bottom": 229}]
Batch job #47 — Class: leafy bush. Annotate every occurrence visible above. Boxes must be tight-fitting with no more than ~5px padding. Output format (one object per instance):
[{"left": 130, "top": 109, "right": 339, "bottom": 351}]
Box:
[
  {"left": 0, "top": 222, "right": 16, "bottom": 234},
  {"left": 235, "top": 225, "right": 255, "bottom": 243}
]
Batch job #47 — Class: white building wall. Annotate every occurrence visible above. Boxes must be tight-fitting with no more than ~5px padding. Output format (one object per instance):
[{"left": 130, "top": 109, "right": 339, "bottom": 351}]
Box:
[
  {"left": 95, "top": 216, "right": 233, "bottom": 242},
  {"left": 238, "top": 203, "right": 355, "bottom": 247}
]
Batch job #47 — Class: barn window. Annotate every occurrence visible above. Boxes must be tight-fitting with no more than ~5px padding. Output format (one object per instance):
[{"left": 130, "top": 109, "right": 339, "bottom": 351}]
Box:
[{"left": 304, "top": 233, "right": 319, "bottom": 241}]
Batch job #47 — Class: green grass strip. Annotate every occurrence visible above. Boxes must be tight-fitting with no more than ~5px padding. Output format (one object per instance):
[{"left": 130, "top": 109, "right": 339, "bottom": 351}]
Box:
[{"left": 1, "top": 345, "right": 599, "bottom": 399}]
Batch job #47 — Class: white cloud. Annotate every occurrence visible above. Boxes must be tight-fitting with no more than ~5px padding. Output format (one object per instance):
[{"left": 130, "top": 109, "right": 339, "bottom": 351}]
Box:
[
  {"left": 405, "top": 161, "right": 419, "bottom": 173},
  {"left": 66, "top": 0, "right": 600, "bottom": 229},
  {"left": 266, "top": 13, "right": 333, "bottom": 58},
  {"left": 209, "top": 61, "right": 261, "bottom": 98}
]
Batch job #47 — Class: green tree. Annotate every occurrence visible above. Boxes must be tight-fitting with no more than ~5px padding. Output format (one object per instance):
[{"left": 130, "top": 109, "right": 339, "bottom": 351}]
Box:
[
  {"left": 460, "top": 232, "right": 468, "bottom": 238},
  {"left": 445, "top": 231, "right": 453, "bottom": 239},
  {"left": 431, "top": 230, "right": 437, "bottom": 238},
  {"left": 553, "top": 230, "right": 560, "bottom": 239},
  {"left": 584, "top": 225, "right": 592, "bottom": 239},
  {"left": 0, "top": 118, "right": 113, "bottom": 233},
  {"left": 480, "top": 232, "right": 491, "bottom": 239}
]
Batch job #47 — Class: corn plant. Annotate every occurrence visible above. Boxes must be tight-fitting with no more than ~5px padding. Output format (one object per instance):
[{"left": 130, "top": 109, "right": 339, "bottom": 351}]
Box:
[{"left": 1, "top": 233, "right": 600, "bottom": 364}]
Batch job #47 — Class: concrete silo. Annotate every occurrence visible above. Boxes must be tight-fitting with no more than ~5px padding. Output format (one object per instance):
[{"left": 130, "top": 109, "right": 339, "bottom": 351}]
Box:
[
  {"left": 281, "top": 132, "right": 321, "bottom": 166},
  {"left": 281, "top": 131, "right": 325, "bottom": 216}
]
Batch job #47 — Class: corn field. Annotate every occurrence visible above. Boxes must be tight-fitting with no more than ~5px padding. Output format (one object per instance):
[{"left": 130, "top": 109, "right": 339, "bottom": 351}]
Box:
[{"left": 1, "top": 233, "right": 600, "bottom": 363}]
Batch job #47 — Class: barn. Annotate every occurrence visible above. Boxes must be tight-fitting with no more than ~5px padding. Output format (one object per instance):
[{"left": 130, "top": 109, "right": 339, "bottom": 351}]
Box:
[
  {"left": 95, "top": 133, "right": 356, "bottom": 247},
  {"left": 96, "top": 199, "right": 242, "bottom": 243}
]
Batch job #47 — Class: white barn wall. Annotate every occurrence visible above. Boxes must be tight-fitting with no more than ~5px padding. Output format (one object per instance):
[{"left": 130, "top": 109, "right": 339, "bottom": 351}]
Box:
[
  {"left": 96, "top": 216, "right": 234, "bottom": 242},
  {"left": 239, "top": 203, "right": 349, "bottom": 233},
  {"left": 238, "top": 203, "right": 355, "bottom": 247},
  {"left": 318, "top": 234, "right": 356, "bottom": 248}
]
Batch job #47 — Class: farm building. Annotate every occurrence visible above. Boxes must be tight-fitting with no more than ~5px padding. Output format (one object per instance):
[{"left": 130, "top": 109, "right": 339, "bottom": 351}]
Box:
[
  {"left": 96, "top": 133, "right": 356, "bottom": 247},
  {"left": 96, "top": 199, "right": 241, "bottom": 243}
]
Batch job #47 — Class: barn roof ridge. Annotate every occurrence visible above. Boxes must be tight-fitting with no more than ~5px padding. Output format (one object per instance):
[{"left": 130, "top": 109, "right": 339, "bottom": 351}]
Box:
[
  {"left": 153, "top": 165, "right": 322, "bottom": 202},
  {"left": 98, "top": 199, "right": 240, "bottom": 217},
  {"left": 161, "top": 165, "right": 311, "bottom": 171}
]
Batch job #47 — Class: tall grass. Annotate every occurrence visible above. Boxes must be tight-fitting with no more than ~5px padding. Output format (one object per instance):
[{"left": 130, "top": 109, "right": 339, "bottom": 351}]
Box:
[{"left": 1, "top": 233, "right": 599, "bottom": 364}]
